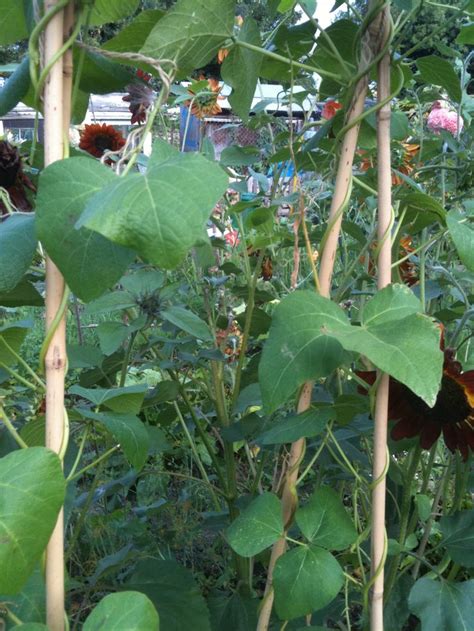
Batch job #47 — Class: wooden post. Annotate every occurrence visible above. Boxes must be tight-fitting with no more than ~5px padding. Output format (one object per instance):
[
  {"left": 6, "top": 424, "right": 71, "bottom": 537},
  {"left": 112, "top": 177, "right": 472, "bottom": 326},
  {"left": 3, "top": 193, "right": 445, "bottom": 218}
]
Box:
[
  {"left": 371, "top": 5, "right": 392, "bottom": 630},
  {"left": 256, "top": 5, "right": 388, "bottom": 629},
  {"left": 43, "top": 2, "right": 71, "bottom": 629}
]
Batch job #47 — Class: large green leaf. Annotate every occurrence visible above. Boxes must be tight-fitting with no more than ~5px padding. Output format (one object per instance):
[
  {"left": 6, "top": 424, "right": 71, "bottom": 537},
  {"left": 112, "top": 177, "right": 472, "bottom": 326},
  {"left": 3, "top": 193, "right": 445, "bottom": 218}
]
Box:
[
  {"left": 89, "top": 0, "right": 140, "bottom": 26},
  {"left": 457, "top": 24, "right": 474, "bottom": 45},
  {"left": 77, "top": 49, "right": 133, "bottom": 94},
  {"left": 0, "top": 215, "right": 37, "bottom": 293},
  {"left": 36, "top": 158, "right": 135, "bottom": 302},
  {"left": 77, "top": 148, "right": 228, "bottom": 269},
  {"left": 409, "top": 577, "right": 474, "bottom": 631},
  {"left": 161, "top": 306, "right": 213, "bottom": 341},
  {"left": 103, "top": 10, "right": 164, "bottom": 53},
  {"left": 0, "top": 448, "right": 65, "bottom": 594},
  {"left": 83, "top": 591, "right": 159, "bottom": 630},
  {"left": 141, "top": 0, "right": 234, "bottom": 74},
  {"left": 258, "top": 407, "right": 333, "bottom": 445},
  {"left": 221, "top": 19, "right": 262, "bottom": 122},
  {"left": 447, "top": 212, "right": 474, "bottom": 272},
  {"left": 0, "top": 279, "right": 43, "bottom": 308},
  {"left": 259, "top": 285, "right": 443, "bottom": 413},
  {"left": 0, "top": 321, "right": 30, "bottom": 366},
  {"left": 439, "top": 510, "right": 474, "bottom": 567},
  {"left": 295, "top": 486, "right": 357, "bottom": 550},
  {"left": 399, "top": 192, "right": 446, "bottom": 234},
  {"left": 0, "top": 56, "right": 30, "bottom": 116},
  {"left": 76, "top": 409, "right": 149, "bottom": 471},
  {"left": 127, "top": 559, "right": 211, "bottom": 631},
  {"left": 416, "top": 55, "right": 462, "bottom": 103},
  {"left": 226, "top": 493, "right": 283, "bottom": 557},
  {"left": 273, "top": 545, "right": 344, "bottom": 620},
  {"left": 69, "top": 384, "right": 148, "bottom": 414},
  {"left": 0, "top": 0, "right": 28, "bottom": 45}
]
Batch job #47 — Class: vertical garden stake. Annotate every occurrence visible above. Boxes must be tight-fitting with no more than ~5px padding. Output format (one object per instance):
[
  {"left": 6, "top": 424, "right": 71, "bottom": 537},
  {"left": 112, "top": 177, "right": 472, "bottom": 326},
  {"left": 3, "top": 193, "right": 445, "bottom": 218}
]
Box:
[
  {"left": 371, "top": 5, "right": 392, "bottom": 630},
  {"left": 43, "top": 2, "right": 70, "bottom": 629},
  {"left": 256, "top": 4, "right": 387, "bottom": 629}
]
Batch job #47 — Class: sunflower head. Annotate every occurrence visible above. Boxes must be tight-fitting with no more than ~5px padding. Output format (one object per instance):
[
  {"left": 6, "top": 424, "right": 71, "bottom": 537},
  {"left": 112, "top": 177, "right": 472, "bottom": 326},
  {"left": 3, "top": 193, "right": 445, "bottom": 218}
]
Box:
[
  {"left": 79, "top": 123, "right": 126, "bottom": 159},
  {"left": 186, "top": 76, "right": 223, "bottom": 119}
]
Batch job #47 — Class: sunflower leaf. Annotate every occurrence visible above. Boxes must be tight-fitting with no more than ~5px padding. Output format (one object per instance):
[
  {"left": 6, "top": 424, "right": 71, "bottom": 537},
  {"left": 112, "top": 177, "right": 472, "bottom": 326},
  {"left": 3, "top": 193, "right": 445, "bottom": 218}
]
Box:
[
  {"left": 0, "top": 215, "right": 37, "bottom": 293},
  {"left": 77, "top": 149, "right": 228, "bottom": 269},
  {"left": 409, "top": 577, "right": 474, "bottom": 631},
  {"left": 259, "top": 284, "right": 443, "bottom": 413},
  {"left": 36, "top": 157, "right": 135, "bottom": 303},
  {"left": 141, "top": 0, "right": 234, "bottom": 75}
]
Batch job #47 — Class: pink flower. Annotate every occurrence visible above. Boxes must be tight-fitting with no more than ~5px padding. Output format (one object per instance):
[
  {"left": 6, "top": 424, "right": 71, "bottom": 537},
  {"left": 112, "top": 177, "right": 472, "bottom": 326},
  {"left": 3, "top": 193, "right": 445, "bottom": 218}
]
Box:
[
  {"left": 427, "top": 101, "right": 463, "bottom": 136},
  {"left": 321, "top": 100, "right": 342, "bottom": 120},
  {"left": 224, "top": 229, "right": 239, "bottom": 247}
]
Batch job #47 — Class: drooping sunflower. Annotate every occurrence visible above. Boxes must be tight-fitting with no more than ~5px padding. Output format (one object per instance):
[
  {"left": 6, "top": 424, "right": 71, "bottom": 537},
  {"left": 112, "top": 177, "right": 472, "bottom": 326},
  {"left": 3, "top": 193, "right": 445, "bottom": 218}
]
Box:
[
  {"left": 0, "top": 140, "right": 35, "bottom": 215},
  {"left": 186, "top": 76, "right": 223, "bottom": 119},
  {"left": 358, "top": 348, "right": 474, "bottom": 460},
  {"left": 398, "top": 235, "right": 418, "bottom": 286},
  {"left": 79, "top": 123, "right": 126, "bottom": 159}
]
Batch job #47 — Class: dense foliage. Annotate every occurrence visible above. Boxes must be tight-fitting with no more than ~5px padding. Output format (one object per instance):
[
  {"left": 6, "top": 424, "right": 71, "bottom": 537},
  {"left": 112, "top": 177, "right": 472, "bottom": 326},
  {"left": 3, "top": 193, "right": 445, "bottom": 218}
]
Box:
[{"left": 0, "top": 0, "right": 474, "bottom": 629}]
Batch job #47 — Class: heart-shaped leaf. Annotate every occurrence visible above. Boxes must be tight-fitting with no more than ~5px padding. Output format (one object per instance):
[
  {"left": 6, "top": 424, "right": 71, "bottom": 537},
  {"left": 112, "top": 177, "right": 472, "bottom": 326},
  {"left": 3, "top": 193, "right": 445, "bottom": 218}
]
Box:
[
  {"left": 439, "top": 509, "right": 474, "bottom": 567},
  {"left": 0, "top": 447, "right": 65, "bottom": 594},
  {"left": 83, "top": 591, "right": 159, "bottom": 630},
  {"left": 0, "top": 215, "right": 37, "bottom": 293},
  {"left": 227, "top": 493, "right": 283, "bottom": 557},
  {"left": 36, "top": 158, "right": 135, "bottom": 302},
  {"left": 77, "top": 148, "right": 228, "bottom": 269}
]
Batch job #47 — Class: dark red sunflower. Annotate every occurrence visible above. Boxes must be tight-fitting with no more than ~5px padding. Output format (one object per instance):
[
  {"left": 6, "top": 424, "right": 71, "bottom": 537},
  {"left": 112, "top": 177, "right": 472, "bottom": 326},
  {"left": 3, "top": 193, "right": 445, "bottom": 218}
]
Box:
[
  {"left": 79, "top": 123, "right": 125, "bottom": 159},
  {"left": 358, "top": 349, "right": 474, "bottom": 460},
  {"left": 0, "top": 140, "right": 35, "bottom": 216},
  {"left": 122, "top": 70, "right": 154, "bottom": 125}
]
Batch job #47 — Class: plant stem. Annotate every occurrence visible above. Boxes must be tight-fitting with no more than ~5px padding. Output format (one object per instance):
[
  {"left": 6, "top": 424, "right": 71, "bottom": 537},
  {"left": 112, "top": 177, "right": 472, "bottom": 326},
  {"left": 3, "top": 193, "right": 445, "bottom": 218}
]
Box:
[
  {"left": 67, "top": 444, "right": 119, "bottom": 483},
  {"left": 0, "top": 403, "right": 28, "bottom": 449}
]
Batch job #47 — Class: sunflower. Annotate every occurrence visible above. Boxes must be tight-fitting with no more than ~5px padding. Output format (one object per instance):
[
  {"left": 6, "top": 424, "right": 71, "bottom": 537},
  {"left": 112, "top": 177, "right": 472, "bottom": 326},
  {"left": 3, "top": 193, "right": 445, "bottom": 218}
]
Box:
[
  {"left": 122, "top": 70, "right": 154, "bottom": 125},
  {"left": 358, "top": 348, "right": 474, "bottom": 460},
  {"left": 358, "top": 143, "right": 419, "bottom": 187},
  {"left": 79, "top": 123, "right": 126, "bottom": 159},
  {"left": 398, "top": 235, "right": 418, "bottom": 286},
  {"left": 0, "top": 140, "right": 35, "bottom": 215},
  {"left": 186, "top": 76, "right": 223, "bottom": 119}
]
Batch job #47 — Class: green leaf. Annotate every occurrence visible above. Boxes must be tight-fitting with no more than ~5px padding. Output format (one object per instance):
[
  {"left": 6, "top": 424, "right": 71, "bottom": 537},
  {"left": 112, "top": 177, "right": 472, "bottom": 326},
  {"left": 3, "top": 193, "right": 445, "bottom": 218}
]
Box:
[
  {"left": 0, "top": 279, "right": 43, "bottom": 308},
  {"left": 409, "top": 577, "right": 474, "bottom": 631},
  {"left": 399, "top": 192, "right": 446, "bottom": 233},
  {"left": 259, "top": 285, "right": 443, "bottom": 413},
  {"left": 36, "top": 158, "right": 135, "bottom": 302},
  {"left": 220, "top": 145, "right": 260, "bottom": 167},
  {"left": 70, "top": 384, "right": 148, "bottom": 414},
  {"left": 77, "top": 409, "right": 149, "bottom": 471},
  {"left": 103, "top": 10, "right": 164, "bottom": 53},
  {"left": 0, "top": 566, "right": 45, "bottom": 626},
  {"left": 0, "top": 56, "right": 30, "bottom": 116},
  {"left": 0, "top": 447, "right": 65, "bottom": 594},
  {"left": 0, "top": 321, "right": 30, "bottom": 366},
  {"left": 78, "top": 49, "right": 133, "bottom": 94},
  {"left": 13, "top": 625, "right": 49, "bottom": 630},
  {"left": 456, "top": 24, "right": 474, "bottom": 45},
  {"left": 89, "top": 0, "right": 140, "bottom": 26},
  {"left": 295, "top": 486, "right": 357, "bottom": 550},
  {"left": 77, "top": 150, "right": 228, "bottom": 269},
  {"left": 127, "top": 559, "right": 212, "bottom": 631},
  {"left": 161, "top": 306, "right": 213, "bottom": 342},
  {"left": 447, "top": 212, "right": 474, "bottom": 272},
  {"left": 278, "top": 0, "right": 296, "bottom": 11},
  {"left": 0, "top": 215, "right": 37, "bottom": 293},
  {"left": 439, "top": 510, "right": 474, "bottom": 567},
  {"left": 83, "top": 591, "right": 159, "bottom": 630},
  {"left": 226, "top": 493, "right": 283, "bottom": 557},
  {"left": 221, "top": 19, "right": 262, "bottom": 122},
  {"left": 0, "top": 0, "right": 28, "bottom": 45},
  {"left": 273, "top": 545, "right": 344, "bottom": 620},
  {"left": 84, "top": 290, "right": 136, "bottom": 316},
  {"left": 416, "top": 56, "right": 462, "bottom": 103},
  {"left": 415, "top": 494, "right": 432, "bottom": 522},
  {"left": 259, "top": 408, "right": 332, "bottom": 445},
  {"left": 141, "top": 0, "right": 234, "bottom": 75},
  {"left": 96, "top": 317, "right": 146, "bottom": 356}
]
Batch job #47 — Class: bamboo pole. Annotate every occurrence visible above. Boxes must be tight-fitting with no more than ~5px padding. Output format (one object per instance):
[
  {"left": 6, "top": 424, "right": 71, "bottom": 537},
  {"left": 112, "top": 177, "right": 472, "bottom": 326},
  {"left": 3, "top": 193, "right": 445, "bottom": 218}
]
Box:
[
  {"left": 256, "top": 4, "right": 387, "bottom": 630},
  {"left": 371, "top": 5, "right": 392, "bottom": 630},
  {"left": 43, "top": 2, "right": 70, "bottom": 629}
]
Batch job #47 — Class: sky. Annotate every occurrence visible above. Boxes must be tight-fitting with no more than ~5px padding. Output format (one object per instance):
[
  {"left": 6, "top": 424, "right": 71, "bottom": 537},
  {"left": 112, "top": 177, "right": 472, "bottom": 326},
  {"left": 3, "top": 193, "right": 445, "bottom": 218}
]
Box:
[{"left": 314, "top": 2, "right": 334, "bottom": 28}]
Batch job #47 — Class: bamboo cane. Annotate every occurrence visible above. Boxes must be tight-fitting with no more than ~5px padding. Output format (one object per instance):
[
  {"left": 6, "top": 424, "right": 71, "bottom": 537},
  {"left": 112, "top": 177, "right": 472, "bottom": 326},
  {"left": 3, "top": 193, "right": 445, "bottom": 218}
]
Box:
[
  {"left": 256, "top": 4, "right": 387, "bottom": 630},
  {"left": 43, "top": 2, "right": 70, "bottom": 629},
  {"left": 371, "top": 5, "right": 392, "bottom": 630}
]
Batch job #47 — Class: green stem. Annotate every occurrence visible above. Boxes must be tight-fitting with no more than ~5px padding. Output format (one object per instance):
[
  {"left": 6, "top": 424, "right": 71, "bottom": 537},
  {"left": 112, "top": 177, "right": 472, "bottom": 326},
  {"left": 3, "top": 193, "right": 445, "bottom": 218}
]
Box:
[
  {"left": 384, "top": 444, "right": 422, "bottom": 601},
  {"left": 0, "top": 341, "right": 46, "bottom": 390},
  {"left": 0, "top": 362, "right": 40, "bottom": 391},
  {"left": 67, "top": 445, "right": 120, "bottom": 482},
  {"left": 0, "top": 404, "right": 28, "bottom": 449},
  {"left": 119, "top": 331, "right": 138, "bottom": 387}
]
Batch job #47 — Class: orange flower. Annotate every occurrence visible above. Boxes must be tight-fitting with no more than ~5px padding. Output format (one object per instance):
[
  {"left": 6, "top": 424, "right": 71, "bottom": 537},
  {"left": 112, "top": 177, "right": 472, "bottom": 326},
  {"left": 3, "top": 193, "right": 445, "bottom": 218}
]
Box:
[
  {"left": 321, "top": 100, "right": 342, "bottom": 120},
  {"left": 358, "top": 143, "right": 419, "bottom": 186},
  {"left": 186, "top": 76, "right": 223, "bottom": 119},
  {"left": 398, "top": 235, "right": 418, "bottom": 286},
  {"left": 217, "top": 48, "right": 229, "bottom": 64},
  {"left": 79, "top": 123, "right": 126, "bottom": 159},
  {"left": 261, "top": 255, "right": 273, "bottom": 281}
]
